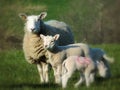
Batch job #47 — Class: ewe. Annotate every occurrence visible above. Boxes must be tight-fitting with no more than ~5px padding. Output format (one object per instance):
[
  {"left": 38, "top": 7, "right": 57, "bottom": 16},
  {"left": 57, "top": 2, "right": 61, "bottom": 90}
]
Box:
[
  {"left": 19, "top": 12, "right": 74, "bottom": 83},
  {"left": 40, "top": 34, "right": 93, "bottom": 84}
]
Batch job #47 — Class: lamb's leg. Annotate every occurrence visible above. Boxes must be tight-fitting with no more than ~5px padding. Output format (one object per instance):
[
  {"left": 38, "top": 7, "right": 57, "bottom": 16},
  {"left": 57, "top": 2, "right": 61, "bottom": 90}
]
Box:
[
  {"left": 89, "top": 73, "right": 95, "bottom": 83},
  {"left": 42, "top": 63, "right": 49, "bottom": 83},
  {"left": 84, "top": 71, "right": 91, "bottom": 87},
  {"left": 84, "top": 65, "right": 94, "bottom": 87},
  {"left": 53, "top": 65, "right": 62, "bottom": 84},
  {"left": 53, "top": 66, "right": 59, "bottom": 84},
  {"left": 37, "top": 64, "right": 44, "bottom": 83},
  {"left": 74, "top": 72, "right": 85, "bottom": 88},
  {"left": 62, "top": 71, "right": 73, "bottom": 88},
  {"left": 56, "top": 65, "right": 62, "bottom": 84}
]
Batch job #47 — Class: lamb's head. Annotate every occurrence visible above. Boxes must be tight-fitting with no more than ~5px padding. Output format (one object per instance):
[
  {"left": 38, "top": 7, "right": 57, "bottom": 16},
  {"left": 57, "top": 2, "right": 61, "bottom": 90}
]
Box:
[
  {"left": 97, "top": 61, "right": 108, "bottom": 78},
  {"left": 19, "top": 12, "right": 47, "bottom": 34},
  {"left": 40, "top": 34, "right": 60, "bottom": 50}
]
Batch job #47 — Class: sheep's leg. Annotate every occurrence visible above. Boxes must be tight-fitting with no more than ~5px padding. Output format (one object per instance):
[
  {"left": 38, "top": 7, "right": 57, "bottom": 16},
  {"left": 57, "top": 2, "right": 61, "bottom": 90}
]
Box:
[
  {"left": 56, "top": 65, "right": 62, "bottom": 84},
  {"left": 89, "top": 73, "right": 95, "bottom": 83},
  {"left": 74, "top": 72, "right": 85, "bottom": 88},
  {"left": 84, "top": 71, "right": 90, "bottom": 87},
  {"left": 37, "top": 64, "right": 44, "bottom": 83},
  {"left": 62, "top": 69, "right": 74, "bottom": 88},
  {"left": 52, "top": 66, "right": 59, "bottom": 84},
  {"left": 53, "top": 65, "right": 62, "bottom": 84},
  {"left": 42, "top": 63, "right": 49, "bottom": 83},
  {"left": 84, "top": 65, "right": 94, "bottom": 87}
]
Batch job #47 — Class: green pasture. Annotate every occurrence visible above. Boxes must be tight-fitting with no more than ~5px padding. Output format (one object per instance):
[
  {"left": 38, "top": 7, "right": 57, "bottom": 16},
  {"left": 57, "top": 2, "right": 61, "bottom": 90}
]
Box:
[
  {"left": 0, "top": 0, "right": 120, "bottom": 90},
  {"left": 0, "top": 44, "right": 120, "bottom": 90}
]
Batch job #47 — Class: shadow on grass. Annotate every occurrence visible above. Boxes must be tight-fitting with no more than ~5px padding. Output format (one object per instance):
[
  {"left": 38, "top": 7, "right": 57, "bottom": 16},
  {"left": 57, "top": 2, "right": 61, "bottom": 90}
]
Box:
[{"left": 0, "top": 83, "right": 60, "bottom": 89}]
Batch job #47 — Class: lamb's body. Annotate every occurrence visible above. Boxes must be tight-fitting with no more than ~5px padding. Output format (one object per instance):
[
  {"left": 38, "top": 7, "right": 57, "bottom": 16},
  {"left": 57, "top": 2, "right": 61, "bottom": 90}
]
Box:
[
  {"left": 47, "top": 43, "right": 90, "bottom": 66},
  {"left": 19, "top": 12, "right": 74, "bottom": 83},
  {"left": 62, "top": 56, "right": 95, "bottom": 88}
]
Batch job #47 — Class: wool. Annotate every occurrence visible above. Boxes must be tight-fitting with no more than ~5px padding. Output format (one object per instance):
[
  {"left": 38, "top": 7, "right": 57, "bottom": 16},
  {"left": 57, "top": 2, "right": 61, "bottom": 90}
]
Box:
[{"left": 19, "top": 12, "right": 74, "bottom": 83}]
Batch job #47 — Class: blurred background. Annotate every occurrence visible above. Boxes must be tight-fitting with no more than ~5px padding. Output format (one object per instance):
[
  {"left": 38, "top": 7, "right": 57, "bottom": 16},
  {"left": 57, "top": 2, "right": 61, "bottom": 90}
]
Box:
[
  {"left": 0, "top": 1, "right": 120, "bottom": 90},
  {"left": 0, "top": 0, "right": 120, "bottom": 50}
]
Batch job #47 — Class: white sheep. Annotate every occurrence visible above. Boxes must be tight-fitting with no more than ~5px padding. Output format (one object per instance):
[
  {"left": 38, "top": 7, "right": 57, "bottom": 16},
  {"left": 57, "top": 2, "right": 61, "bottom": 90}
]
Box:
[
  {"left": 19, "top": 12, "right": 74, "bottom": 83},
  {"left": 62, "top": 56, "right": 95, "bottom": 88},
  {"left": 40, "top": 34, "right": 93, "bottom": 84}
]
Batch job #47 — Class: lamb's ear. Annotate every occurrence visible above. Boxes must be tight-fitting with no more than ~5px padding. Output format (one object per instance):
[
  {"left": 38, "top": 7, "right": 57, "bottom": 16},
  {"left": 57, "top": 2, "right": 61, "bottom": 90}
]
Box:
[
  {"left": 53, "top": 34, "right": 60, "bottom": 40},
  {"left": 38, "top": 12, "right": 47, "bottom": 20},
  {"left": 19, "top": 13, "right": 27, "bottom": 21},
  {"left": 40, "top": 34, "right": 45, "bottom": 39}
]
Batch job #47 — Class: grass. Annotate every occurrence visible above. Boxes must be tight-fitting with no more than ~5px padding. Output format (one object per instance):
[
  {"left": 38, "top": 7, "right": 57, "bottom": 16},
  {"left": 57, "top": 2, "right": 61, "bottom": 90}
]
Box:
[
  {"left": 0, "top": 44, "right": 120, "bottom": 90},
  {"left": 0, "top": 0, "right": 120, "bottom": 90}
]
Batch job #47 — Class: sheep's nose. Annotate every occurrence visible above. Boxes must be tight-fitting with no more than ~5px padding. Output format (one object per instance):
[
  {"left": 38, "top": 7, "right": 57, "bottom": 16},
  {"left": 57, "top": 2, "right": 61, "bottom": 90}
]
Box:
[
  {"left": 44, "top": 45, "right": 48, "bottom": 48},
  {"left": 31, "top": 28, "right": 35, "bottom": 32}
]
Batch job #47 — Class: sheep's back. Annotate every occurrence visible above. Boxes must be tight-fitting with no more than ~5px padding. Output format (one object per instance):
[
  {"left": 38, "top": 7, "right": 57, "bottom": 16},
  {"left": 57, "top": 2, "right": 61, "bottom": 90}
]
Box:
[{"left": 44, "top": 20, "right": 74, "bottom": 45}]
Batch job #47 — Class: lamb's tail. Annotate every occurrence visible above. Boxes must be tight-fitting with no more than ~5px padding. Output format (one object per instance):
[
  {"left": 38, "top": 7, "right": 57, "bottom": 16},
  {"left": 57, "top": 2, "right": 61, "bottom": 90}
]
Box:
[
  {"left": 103, "top": 54, "right": 114, "bottom": 63},
  {"left": 62, "top": 61, "right": 68, "bottom": 75}
]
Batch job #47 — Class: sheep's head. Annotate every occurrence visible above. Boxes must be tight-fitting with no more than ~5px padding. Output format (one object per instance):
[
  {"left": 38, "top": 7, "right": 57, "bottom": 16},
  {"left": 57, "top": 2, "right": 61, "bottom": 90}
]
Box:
[
  {"left": 97, "top": 61, "right": 108, "bottom": 78},
  {"left": 40, "top": 34, "right": 60, "bottom": 50},
  {"left": 19, "top": 12, "right": 47, "bottom": 34}
]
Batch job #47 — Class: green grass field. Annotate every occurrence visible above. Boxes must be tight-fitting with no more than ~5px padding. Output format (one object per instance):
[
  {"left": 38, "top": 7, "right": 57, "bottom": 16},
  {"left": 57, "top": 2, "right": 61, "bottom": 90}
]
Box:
[
  {"left": 0, "top": 44, "right": 120, "bottom": 90},
  {"left": 0, "top": 0, "right": 120, "bottom": 90}
]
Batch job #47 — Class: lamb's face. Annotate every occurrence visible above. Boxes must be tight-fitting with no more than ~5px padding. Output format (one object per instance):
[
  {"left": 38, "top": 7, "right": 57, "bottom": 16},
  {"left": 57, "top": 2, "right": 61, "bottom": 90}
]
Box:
[
  {"left": 97, "top": 61, "right": 108, "bottom": 78},
  {"left": 40, "top": 34, "right": 60, "bottom": 50},
  {"left": 43, "top": 36, "right": 56, "bottom": 50},
  {"left": 19, "top": 12, "right": 47, "bottom": 34}
]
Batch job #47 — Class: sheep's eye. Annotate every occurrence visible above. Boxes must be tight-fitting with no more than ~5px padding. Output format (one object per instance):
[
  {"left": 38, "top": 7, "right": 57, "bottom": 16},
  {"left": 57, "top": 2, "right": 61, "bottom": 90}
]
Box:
[
  {"left": 37, "top": 18, "right": 40, "bottom": 21},
  {"left": 51, "top": 40, "right": 54, "bottom": 43}
]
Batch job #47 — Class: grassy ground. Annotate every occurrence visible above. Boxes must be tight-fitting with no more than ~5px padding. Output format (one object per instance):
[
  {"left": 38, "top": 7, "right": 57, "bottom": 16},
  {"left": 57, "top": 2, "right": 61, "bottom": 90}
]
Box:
[
  {"left": 0, "top": 0, "right": 120, "bottom": 90},
  {"left": 0, "top": 44, "right": 120, "bottom": 90}
]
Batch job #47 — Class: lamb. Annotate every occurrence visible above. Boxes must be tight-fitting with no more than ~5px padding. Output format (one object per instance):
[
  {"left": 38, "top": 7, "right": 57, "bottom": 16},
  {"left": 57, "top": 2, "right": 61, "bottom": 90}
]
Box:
[
  {"left": 62, "top": 56, "right": 95, "bottom": 88},
  {"left": 40, "top": 34, "right": 93, "bottom": 84},
  {"left": 90, "top": 48, "right": 114, "bottom": 78},
  {"left": 19, "top": 12, "right": 74, "bottom": 83},
  {"left": 61, "top": 56, "right": 108, "bottom": 88}
]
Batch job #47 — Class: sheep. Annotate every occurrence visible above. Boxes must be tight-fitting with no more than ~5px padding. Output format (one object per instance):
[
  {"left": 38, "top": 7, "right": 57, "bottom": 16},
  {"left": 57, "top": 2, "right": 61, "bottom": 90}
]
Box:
[
  {"left": 40, "top": 34, "right": 93, "bottom": 84},
  {"left": 19, "top": 12, "right": 74, "bottom": 83},
  {"left": 61, "top": 56, "right": 108, "bottom": 88},
  {"left": 40, "top": 34, "right": 114, "bottom": 84},
  {"left": 62, "top": 56, "right": 95, "bottom": 88},
  {"left": 90, "top": 48, "right": 114, "bottom": 78}
]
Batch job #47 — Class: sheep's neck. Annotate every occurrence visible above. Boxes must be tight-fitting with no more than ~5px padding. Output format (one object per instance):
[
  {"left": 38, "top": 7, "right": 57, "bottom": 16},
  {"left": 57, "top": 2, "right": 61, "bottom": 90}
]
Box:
[{"left": 47, "top": 46, "right": 62, "bottom": 63}]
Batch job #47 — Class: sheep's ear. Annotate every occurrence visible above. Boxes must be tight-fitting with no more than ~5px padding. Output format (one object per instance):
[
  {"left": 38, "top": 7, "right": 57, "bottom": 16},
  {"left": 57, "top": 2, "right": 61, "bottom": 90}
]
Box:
[
  {"left": 19, "top": 13, "right": 27, "bottom": 21},
  {"left": 40, "top": 34, "right": 45, "bottom": 39},
  {"left": 53, "top": 34, "right": 60, "bottom": 40},
  {"left": 38, "top": 12, "right": 47, "bottom": 20}
]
